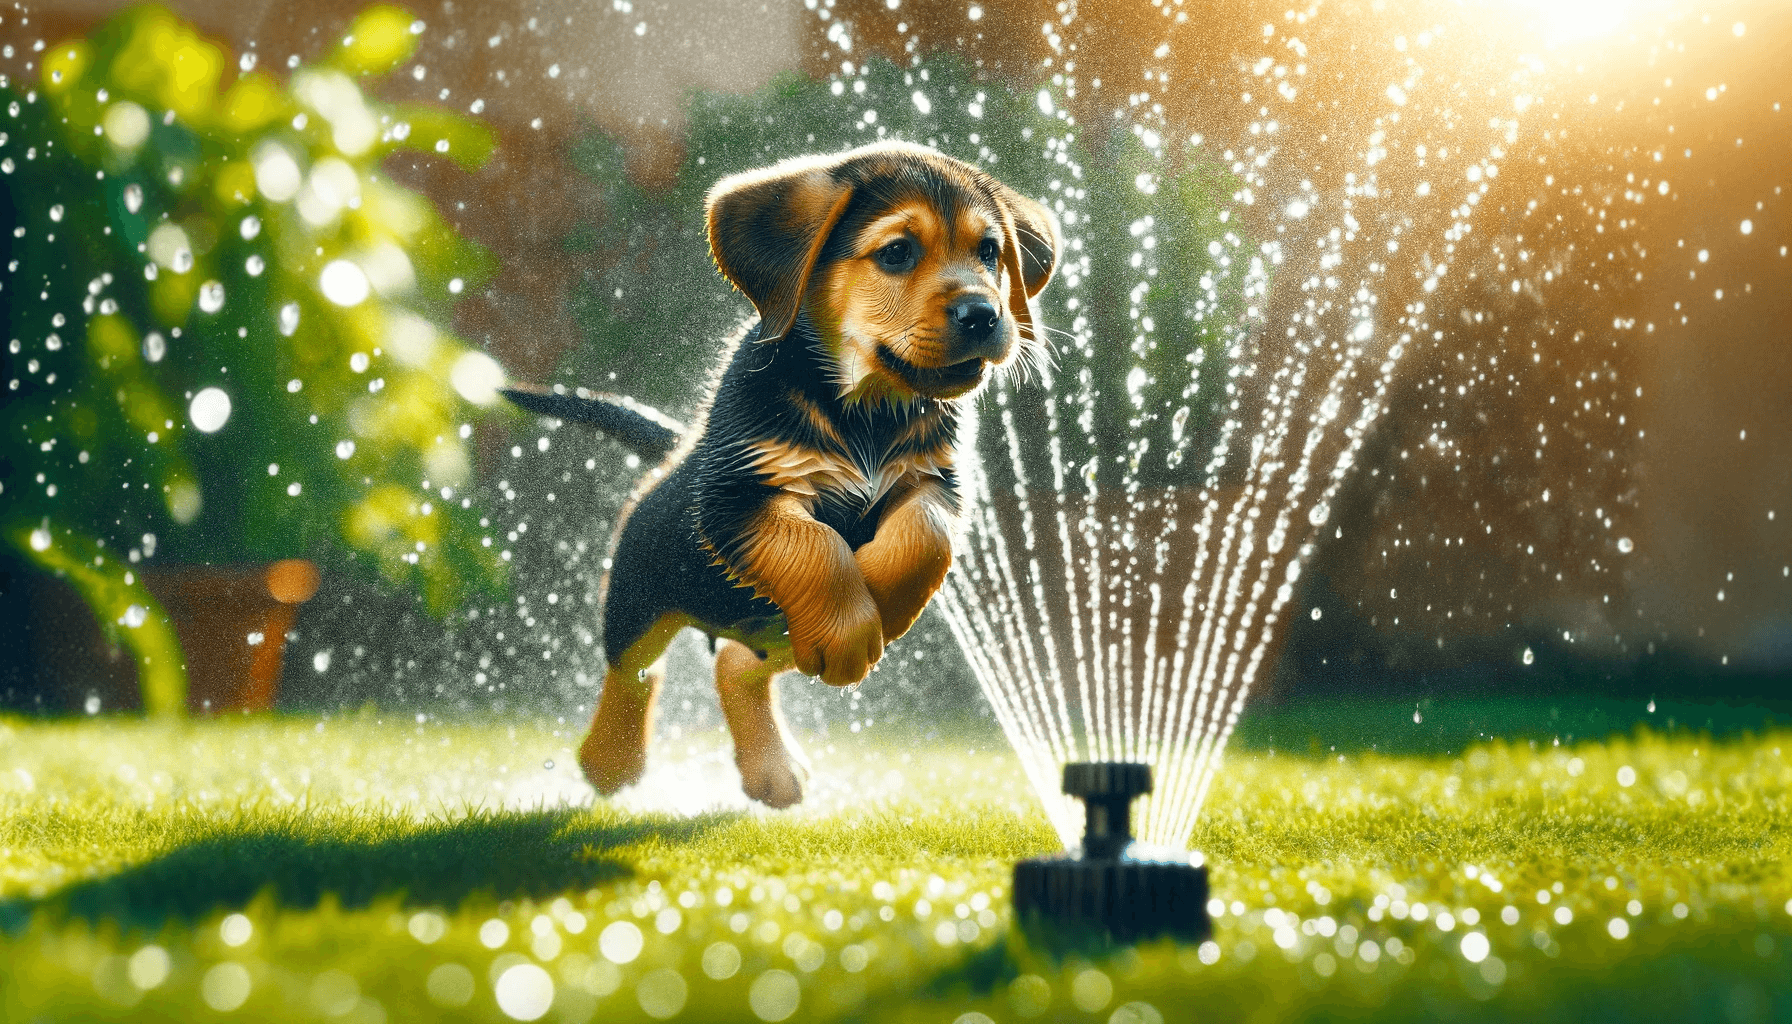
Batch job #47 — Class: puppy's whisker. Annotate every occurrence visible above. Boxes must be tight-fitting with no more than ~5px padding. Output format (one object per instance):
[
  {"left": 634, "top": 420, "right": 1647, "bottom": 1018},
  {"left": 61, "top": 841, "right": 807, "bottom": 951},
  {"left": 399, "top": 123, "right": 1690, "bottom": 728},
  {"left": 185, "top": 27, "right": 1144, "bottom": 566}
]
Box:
[
  {"left": 1030, "top": 326, "right": 1070, "bottom": 354},
  {"left": 1015, "top": 321, "right": 1061, "bottom": 350},
  {"left": 1018, "top": 235, "right": 1052, "bottom": 267},
  {"left": 1008, "top": 344, "right": 1040, "bottom": 385}
]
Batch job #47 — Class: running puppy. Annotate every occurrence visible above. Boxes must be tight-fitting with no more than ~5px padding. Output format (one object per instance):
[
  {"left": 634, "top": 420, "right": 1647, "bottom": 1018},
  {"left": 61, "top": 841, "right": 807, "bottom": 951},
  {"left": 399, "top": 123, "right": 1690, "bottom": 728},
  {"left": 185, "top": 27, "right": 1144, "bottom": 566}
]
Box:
[{"left": 509, "top": 142, "right": 1059, "bottom": 807}]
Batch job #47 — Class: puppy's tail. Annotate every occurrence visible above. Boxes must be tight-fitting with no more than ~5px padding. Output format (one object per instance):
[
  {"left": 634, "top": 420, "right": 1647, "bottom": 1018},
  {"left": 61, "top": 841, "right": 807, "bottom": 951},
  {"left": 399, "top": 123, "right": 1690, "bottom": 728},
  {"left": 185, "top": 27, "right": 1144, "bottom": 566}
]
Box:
[{"left": 501, "top": 386, "right": 686, "bottom": 464}]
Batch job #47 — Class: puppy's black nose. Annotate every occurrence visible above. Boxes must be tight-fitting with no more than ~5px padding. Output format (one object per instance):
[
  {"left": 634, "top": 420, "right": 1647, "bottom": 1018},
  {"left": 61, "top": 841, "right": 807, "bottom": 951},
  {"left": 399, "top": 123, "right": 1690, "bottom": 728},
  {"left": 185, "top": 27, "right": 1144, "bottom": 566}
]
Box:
[{"left": 948, "top": 298, "right": 1005, "bottom": 361}]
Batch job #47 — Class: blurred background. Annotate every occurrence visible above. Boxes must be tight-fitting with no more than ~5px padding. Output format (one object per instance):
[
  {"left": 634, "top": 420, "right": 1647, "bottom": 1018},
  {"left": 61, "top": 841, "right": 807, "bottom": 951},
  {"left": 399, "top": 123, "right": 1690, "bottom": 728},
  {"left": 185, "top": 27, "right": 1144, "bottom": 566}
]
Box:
[{"left": 2, "top": 0, "right": 1787, "bottom": 743}]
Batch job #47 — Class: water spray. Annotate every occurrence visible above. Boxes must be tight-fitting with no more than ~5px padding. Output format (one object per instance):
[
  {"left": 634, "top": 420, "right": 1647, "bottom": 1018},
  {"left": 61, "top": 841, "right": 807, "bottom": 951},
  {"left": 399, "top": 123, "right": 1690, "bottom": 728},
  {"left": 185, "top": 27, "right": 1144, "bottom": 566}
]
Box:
[{"left": 1012, "top": 762, "right": 1210, "bottom": 943}]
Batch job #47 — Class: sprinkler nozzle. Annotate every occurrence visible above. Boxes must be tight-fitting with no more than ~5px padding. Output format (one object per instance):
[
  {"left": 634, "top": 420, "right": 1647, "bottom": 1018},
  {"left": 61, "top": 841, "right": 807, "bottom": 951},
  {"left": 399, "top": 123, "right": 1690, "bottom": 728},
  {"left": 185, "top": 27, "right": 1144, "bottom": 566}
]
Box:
[{"left": 1012, "top": 762, "right": 1210, "bottom": 943}]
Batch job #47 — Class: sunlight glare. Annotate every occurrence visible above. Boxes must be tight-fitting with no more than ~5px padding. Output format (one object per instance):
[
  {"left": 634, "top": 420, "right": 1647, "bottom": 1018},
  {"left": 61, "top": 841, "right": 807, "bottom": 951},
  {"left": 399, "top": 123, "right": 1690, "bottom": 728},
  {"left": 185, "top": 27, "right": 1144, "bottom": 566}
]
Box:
[{"left": 1496, "top": 0, "right": 1639, "bottom": 46}]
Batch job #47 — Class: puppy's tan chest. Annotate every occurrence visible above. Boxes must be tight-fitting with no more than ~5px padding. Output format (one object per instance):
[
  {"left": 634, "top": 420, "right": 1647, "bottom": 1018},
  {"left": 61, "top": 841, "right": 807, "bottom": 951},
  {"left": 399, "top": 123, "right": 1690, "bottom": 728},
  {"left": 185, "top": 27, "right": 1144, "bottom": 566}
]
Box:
[{"left": 747, "top": 440, "right": 947, "bottom": 505}]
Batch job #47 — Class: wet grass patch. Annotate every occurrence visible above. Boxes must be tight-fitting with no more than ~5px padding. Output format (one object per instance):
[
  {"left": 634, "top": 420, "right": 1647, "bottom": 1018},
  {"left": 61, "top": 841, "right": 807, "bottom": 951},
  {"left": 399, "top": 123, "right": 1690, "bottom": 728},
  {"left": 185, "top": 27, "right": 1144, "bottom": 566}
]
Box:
[{"left": 2, "top": 713, "right": 1788, "bottom": 1022}]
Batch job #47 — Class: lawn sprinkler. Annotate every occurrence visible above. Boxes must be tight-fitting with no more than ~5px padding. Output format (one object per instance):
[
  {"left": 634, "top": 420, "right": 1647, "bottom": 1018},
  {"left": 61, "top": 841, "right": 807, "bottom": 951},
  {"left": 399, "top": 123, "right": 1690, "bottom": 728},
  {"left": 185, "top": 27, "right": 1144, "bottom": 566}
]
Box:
[{"left": 1012, "top": 762, "right": 1210, "bottom": 943}]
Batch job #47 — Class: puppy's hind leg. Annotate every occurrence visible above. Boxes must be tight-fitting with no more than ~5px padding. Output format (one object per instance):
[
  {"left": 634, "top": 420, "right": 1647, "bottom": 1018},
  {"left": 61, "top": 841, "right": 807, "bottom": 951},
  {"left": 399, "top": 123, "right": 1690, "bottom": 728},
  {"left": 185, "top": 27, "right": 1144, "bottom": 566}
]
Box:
[
  {"left": 581, "top": 612, "right": 688, "bottom": 796},
  {"left": 715, "top": 641, "right": 809, "bottom": 809}
]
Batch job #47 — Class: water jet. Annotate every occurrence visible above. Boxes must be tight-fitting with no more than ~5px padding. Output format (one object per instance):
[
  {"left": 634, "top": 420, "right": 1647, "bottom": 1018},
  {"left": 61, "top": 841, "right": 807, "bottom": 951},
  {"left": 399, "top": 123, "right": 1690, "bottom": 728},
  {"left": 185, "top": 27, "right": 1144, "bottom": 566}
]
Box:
[{"left": 1012, "top": 762, "right": 1210, "bottom": 943}]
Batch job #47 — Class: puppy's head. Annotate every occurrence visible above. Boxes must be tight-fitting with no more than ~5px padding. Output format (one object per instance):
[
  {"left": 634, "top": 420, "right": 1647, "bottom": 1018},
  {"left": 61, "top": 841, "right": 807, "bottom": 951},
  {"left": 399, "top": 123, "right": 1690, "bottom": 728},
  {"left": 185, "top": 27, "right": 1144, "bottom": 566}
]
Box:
[{"left": 706, "top": 142, "right": 1060, "bottom": 402}]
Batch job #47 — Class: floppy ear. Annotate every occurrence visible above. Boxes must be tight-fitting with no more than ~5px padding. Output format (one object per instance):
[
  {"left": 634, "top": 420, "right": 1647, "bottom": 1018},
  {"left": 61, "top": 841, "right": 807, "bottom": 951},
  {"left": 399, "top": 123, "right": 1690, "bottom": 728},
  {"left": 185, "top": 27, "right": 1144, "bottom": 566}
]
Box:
[
  {"left": 991, "top": 185, "right": 1062, "bottom": 342},
  {"left": 706, "top": 157, "right": 855, "bottom": 343}
]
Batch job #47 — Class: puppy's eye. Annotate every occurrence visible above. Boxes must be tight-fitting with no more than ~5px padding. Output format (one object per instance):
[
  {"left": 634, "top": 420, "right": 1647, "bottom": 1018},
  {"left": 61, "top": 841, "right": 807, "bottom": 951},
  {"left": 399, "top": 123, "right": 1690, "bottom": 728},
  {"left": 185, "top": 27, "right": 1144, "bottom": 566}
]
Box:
[
  {"left": 978, "top": 237, "right": 1000, "bottom": 270},
  {"left": 875, "top": 240, "right": 916, "bottom": 271}
]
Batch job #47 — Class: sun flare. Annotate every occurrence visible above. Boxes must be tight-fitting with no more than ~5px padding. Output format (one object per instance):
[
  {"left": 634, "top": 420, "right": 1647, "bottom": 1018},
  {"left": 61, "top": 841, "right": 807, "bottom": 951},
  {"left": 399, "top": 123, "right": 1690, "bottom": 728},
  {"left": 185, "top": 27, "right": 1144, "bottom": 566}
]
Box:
[{"left": 1496, "top": 0, "right": 1643, "bottom": 45}]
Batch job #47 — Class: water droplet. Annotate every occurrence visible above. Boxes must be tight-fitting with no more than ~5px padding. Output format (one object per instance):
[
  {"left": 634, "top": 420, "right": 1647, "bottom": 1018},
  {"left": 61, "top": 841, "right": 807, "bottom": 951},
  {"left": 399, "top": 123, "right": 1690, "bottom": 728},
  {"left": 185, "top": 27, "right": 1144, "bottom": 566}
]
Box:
[
  {"left": 240, "top": 215, "right": 261, "bottom": 240},
  {"left": 479, "top": 918, "right": 510, "bottom": 949},
  {"left": 123, "top": 183, "right": 143, "bottom": 213},
  {"left": 451, "top": 351, "right": 506, "bottom": 405},
  {"left": 636, "top": 967, "right": 688, "bottom": 1019},
  {"left": 169, "top": 482, "right": 202, "bottom": 524},
  {"left": 320, "top": 260, "right": 370, "bottom": 306},
  {"left": 1460, "top": 931, "right": 1490, "bottom": 963},
  {"left": 749, "top": 970, "right": 801, "bottom": 1022},
  {"left": 148, "top": 223, "right": 192, "bottom": 273},
  {"left": 102, "top": 101, "right": 151, "bottom": 148},
  {"left": 691, "top": 940, "right": 741, "bottom": 981},
  {"left": 1310, "top": 607, "right": 1322, "bottom": 620},
  {"left": 253, "top": 142, "right": 302, "bottom": 202},
  {"left": 245, "top": 254, "right": 265, "bottom": 277},
  {"left": 189, "top": 387, "right": 232, "bottom": 433},
  {"left": 1616, "top": 537, "right": 1633, "bottom": 553},
  {"left": 1521, "top": 647, "right": 1535, "bottom": 666},
  {"left": 220, "top": 914, "right": 254, "bottom": 946},
  {"left": 494, "top": 963, "right": 554, "bottom": 1021},
  {"left": 198, "top": 280, "right": 225, "bottom": 313},
  {"left": 201, "top": 962, "right": 251, "bottom": 1012},
  {"left": 335, "top": 440, "right": 356, "bottom": 459},
  {"left": 600, "top": 921, "right": 644, "bottom": 964},
  {"left": 543, "top": 760, "right": 555, "bottom": 770},
  {"left": 48, "top": 203, "right": 64, "bottom": 223},
  {"left": 1307, "top": 501, "right": 1331, "bottom": 527},
  {"left": 278, "top": 302, "right": 301, "bottom": 337},
  {"left": 84, "top": 693, "right": 101, "bottom": 714}
]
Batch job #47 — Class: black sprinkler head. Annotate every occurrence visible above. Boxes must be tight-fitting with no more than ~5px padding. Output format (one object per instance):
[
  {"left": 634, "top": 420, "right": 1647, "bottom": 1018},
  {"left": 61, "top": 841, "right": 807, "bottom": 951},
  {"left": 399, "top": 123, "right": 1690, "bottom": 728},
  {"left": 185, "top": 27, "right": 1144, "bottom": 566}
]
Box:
[{"left": 1012, "top": 762, "right": 1210, "bottom": 944}]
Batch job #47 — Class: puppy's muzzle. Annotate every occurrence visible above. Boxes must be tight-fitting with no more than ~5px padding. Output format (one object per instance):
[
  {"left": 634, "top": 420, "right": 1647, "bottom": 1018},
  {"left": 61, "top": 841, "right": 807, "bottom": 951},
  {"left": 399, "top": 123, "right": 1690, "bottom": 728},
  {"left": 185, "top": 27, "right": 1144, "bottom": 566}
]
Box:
[{"left": 946, "top": 298, "right": 1007, "bottom": 364}]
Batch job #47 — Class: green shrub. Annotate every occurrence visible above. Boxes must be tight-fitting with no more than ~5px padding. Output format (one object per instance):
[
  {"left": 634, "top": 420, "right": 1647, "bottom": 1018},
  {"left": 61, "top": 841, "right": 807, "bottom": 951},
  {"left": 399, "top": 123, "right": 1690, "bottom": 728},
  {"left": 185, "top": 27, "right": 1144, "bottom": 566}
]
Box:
[{"left": 1, "top": 4, "right": 507, "bottom": 713}]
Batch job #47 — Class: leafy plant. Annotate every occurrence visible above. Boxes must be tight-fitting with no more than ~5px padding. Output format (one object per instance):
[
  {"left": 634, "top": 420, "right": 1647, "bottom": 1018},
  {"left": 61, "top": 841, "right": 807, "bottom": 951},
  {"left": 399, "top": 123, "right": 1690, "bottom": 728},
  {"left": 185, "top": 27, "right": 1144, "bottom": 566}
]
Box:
[{"left": 0, "top": 4, "right": 508, "bottom": 714}]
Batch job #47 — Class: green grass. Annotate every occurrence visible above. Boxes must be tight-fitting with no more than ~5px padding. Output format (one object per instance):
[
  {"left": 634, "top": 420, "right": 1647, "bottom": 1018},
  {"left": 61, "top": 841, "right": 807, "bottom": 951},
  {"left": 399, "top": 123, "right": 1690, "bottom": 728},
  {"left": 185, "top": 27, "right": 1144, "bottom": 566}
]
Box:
[{"left": 3, "top": 711, "right": 1790, "bottom": 1023}]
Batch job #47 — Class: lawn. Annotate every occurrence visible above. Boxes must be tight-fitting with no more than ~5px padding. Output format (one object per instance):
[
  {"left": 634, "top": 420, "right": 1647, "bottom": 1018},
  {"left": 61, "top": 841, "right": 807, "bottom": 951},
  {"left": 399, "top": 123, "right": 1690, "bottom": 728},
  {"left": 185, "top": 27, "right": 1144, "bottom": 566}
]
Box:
[{"left": 2, "top": 709, "right": 1789, "bottom": 1023}]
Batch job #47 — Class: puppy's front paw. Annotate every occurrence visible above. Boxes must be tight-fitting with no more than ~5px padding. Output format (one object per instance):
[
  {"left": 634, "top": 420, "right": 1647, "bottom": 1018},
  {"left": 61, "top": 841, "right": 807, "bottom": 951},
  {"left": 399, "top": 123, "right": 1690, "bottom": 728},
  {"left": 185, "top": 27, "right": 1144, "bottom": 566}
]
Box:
[
  {"left": 579, "top": 669, "right": 660, "bottom": 796},
  {"left": 737, "top": 745, "right": 810, "bottom": 809},
  {"left": 791, "top": 602, "right": 884, "bottom": 685},
  {"left": 579, "top": 729, "right": 647, "bottom": 795}
]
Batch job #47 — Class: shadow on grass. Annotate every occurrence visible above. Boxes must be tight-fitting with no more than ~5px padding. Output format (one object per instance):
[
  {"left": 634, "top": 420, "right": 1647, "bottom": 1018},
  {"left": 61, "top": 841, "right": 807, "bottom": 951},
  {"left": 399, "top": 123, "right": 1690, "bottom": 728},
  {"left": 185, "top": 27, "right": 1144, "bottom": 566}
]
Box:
[{"left": 0, "top": 808, "right": 733, "bottom": 935}]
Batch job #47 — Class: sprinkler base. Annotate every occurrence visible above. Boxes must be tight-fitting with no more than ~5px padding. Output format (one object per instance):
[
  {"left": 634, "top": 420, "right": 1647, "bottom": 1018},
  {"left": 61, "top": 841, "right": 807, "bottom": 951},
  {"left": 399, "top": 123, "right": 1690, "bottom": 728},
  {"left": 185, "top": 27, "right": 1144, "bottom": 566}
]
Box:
[
  {"left": 1012, "top": 761, "right": 1211, "bottom": 943},
  {"left": 1013, "top": 847, "right": 1210, "bottom": 942}
]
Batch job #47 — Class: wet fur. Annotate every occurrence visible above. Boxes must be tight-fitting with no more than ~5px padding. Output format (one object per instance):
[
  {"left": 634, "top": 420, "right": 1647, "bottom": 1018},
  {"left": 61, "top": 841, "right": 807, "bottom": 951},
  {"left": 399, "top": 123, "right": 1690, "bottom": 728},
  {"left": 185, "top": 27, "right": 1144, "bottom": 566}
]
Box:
[{"left": 572, "top": 142, "right": 1060, "bottom": 807}]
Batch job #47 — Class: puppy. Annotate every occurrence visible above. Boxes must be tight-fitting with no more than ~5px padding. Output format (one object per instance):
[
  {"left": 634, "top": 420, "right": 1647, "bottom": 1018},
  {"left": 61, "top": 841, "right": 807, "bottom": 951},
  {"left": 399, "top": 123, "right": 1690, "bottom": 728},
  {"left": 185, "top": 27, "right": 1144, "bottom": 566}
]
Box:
[{"left": 508, "top": 142, "right": 1060, "bottom": 807}]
